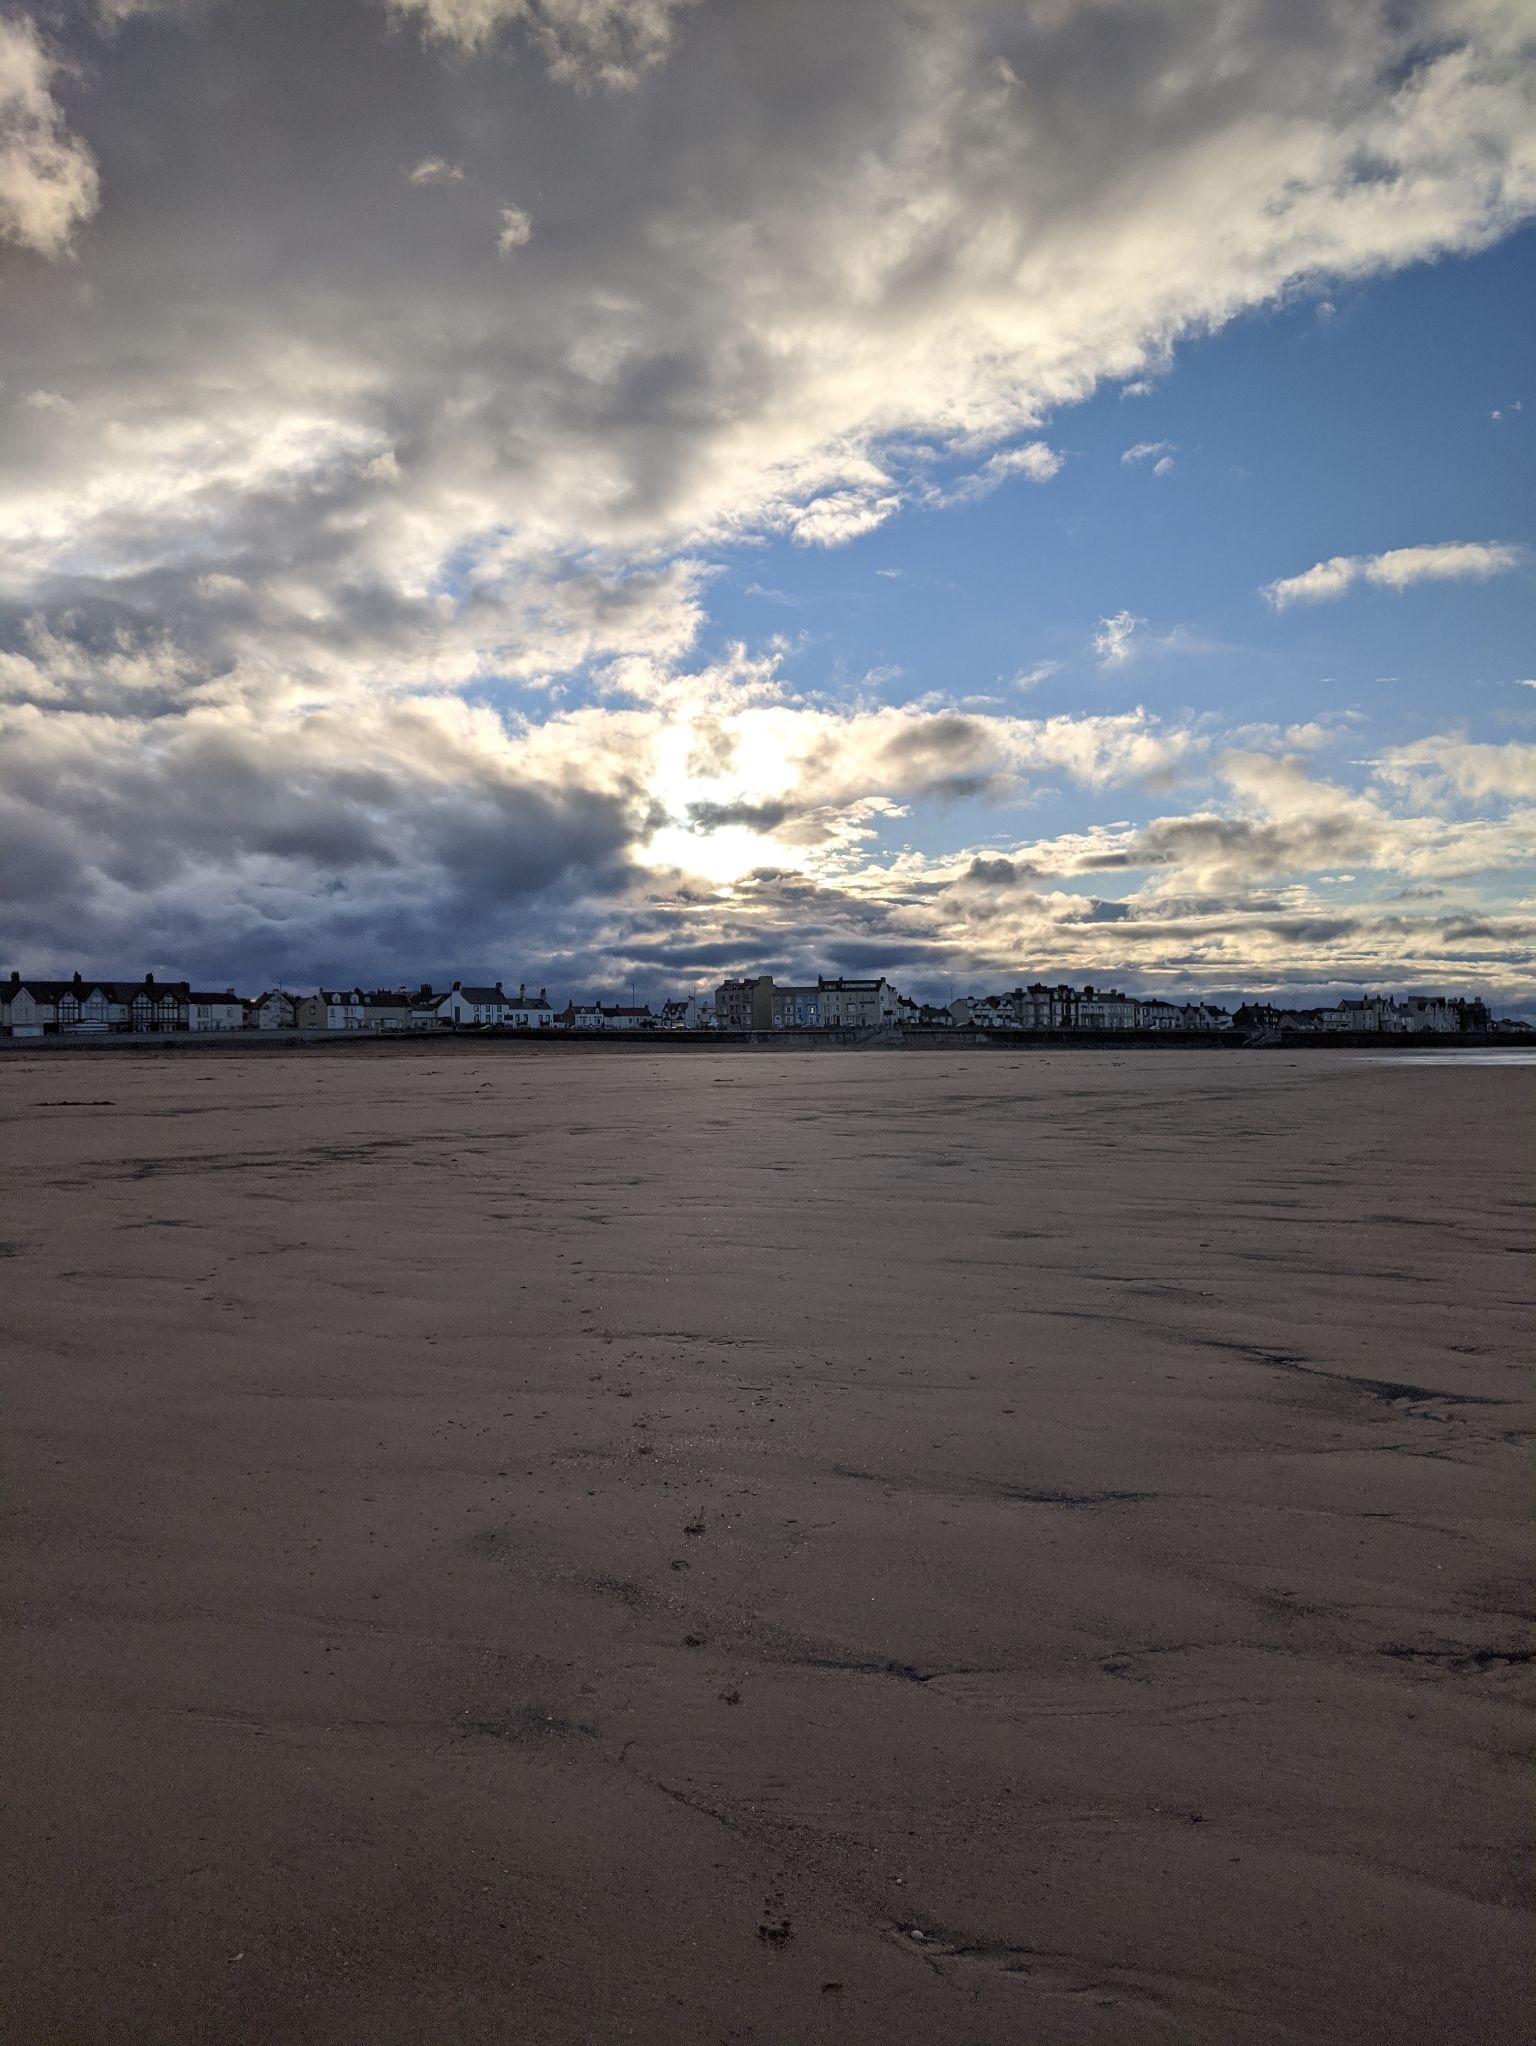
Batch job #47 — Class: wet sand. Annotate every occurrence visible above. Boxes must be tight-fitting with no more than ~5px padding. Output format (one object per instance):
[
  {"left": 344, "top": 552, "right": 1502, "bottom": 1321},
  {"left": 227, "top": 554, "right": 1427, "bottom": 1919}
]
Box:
[{"left": 0, "top": 1047, "right": 1530, "bottom": 2044}]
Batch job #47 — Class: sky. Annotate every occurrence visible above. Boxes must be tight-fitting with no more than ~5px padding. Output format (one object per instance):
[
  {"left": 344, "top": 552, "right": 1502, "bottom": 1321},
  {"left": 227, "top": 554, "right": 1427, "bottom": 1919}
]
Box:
[{"left": 1, "top": 0, "right": 1533, "bottom": 1007}]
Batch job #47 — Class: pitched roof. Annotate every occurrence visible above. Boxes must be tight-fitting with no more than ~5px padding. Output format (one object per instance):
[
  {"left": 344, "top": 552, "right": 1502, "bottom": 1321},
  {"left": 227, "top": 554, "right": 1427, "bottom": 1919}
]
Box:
[
  {"left": 4, "top": 980, "right": 81, "bottom": 1002},
  {"left": 106, "top": 981, "right": 191, "bottom": 1001}
]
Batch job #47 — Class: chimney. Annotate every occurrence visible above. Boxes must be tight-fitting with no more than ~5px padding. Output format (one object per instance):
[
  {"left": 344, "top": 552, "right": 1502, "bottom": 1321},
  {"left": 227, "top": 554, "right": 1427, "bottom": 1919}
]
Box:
[
  {"left": 9, "top": 970, "right": 18, "bottom": 987},
  {"left": 146, "top": 972, "right": 155, "bottom": 986},
  {"left": 452, "top": 980, "right": 461, "bottom": 991},
  {"left": 73, "top": 970, "right": 82, "bottom": 985}
]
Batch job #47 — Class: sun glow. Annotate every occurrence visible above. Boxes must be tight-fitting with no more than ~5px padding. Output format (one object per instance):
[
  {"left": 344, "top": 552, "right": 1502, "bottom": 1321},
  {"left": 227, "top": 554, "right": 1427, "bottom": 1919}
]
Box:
[{"left": 634, "top": 713, "right": 808, "bottom": 883}]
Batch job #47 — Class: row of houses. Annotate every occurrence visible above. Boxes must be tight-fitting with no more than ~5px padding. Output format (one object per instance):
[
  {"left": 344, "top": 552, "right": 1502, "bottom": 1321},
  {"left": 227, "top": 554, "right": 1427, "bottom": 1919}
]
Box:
[
  {"left": 262, "top": 984, "right": 559, "bottom": 1032},
  {"left": 716, "top": 976, "right": 1231, "bottom": 1032},
  {"left": 1, "top": 975, "right": 244, "bottom": 1039},
  {"left": 714, "top": 975, "right": 900, "bottom": 1031},
  {"left": 0, "top": 968, "right": 1509, "bottom": 1041},
  {"left": 0, "top": 974, "right": 560, "bottom": 1039},
  {"left": 946, "top": 985, "right": 1231, "bottom": 1032},
  {"left": 716, "top": 975, "right": 1504, "bottom": 1035},
  {"left": 1232, "top": 995, "right": 1490, "bottom": 1035},
  {"left": 0, "top": 973, "right": 711, "bottom": 1040}
]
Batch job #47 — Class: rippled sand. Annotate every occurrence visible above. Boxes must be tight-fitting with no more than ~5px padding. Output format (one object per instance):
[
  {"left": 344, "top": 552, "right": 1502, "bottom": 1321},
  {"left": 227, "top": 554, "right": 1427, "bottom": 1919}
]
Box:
[{"left": 1, "top": 1045, "right": 1529, "bottom": 2044}]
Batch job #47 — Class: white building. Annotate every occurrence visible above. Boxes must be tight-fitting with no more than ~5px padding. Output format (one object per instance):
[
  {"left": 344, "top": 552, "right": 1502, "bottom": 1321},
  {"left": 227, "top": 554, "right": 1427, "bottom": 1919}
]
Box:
[
  {"left": 970, "top": 994, "right": 1019, "bottom": 1029},
  {"left": 1334, "top": 996, "right": 1458, "bottom": 1034},
  {"left": 556, "top": 999, "right": 654, "bottom": 1030},
  {"left": 2, "top": 976, "right": 117, "bottom": 1035},
  {"left": 293, "top": 990, "right": 369, "bottom": 1030},
  {"left": 1400, "top": 996, "right": 1459, "bottom": 1033},
  {"left": 503, "top": 985, "right": 554, "bottom": 1028},
  {"left": 817, "top": 976, "right": 898, "bottom": 1028},
  {"left": 187, "top": 991, "right": 246, "bottom": 1031},
  {"left": 246, "top": 990, "right": 297, "bottom": 1030},
  {"left": 439, "top": 982, "right": 511, "bottom": 1026},
  {"left": 598, "top": 1004, "right": 655, "bottom": 1031},
  {"left": 1073, "top": 988, "right": 1140, "bottom": 1028},
  {"left": 2, "top": 975, "right": 61, "bottom": 1037},
  {"left": 60, "top": 980, "right": 117, "bottom": 1032}
]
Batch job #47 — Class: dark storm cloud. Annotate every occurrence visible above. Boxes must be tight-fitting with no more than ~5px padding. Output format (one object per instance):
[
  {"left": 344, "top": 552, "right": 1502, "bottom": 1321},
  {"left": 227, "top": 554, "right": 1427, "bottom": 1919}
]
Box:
[{"left": 684, "top": 797, "right": 795, "bottom": 833}]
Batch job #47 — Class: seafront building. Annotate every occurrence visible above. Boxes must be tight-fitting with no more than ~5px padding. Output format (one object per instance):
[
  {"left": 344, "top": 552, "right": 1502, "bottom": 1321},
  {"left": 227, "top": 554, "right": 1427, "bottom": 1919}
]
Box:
[
  {"left": 715, "top": 975, "right": 899, "bottom": 1030},
  {"left": 0, "top": 966, "right": 1517, "bottom": 1041},
  {"left": 0, "top": 973, "right": 207, "bottom": 1038},
  {"left": 555, "top": 999, "right": 656, "bottom": 1030},
  {"left": 1233, "top": 995, "right": 1487, "bottom": 1034}
]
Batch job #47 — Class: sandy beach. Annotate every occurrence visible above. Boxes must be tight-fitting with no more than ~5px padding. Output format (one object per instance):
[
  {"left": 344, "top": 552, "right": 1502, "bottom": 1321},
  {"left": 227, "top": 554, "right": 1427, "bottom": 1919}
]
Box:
[{"left": 0, "top": 1046, "right": 1529, "bottom": 2045}]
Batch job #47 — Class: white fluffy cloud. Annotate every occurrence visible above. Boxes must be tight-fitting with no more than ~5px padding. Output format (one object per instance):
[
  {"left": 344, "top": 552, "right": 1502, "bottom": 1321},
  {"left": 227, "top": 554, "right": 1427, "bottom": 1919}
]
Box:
[
  {"left": 0, "top": 15, "right": 100, "bottom": 256},
  {"left": 1263, "top": 540, "right": 1525, "bottom": 607}
]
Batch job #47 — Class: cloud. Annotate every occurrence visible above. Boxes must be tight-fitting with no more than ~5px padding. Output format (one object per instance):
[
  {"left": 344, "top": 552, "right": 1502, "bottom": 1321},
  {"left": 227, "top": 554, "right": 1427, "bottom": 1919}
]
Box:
[
  {"left": 408, "top": 156, "right": 465, "bottom": 185},
  {"left": 384, "top": 0, "right": 698, "bottom": 89},
  {"left": 0, "top": 15, "right": 100, "bottom": 256},
  {"left": 496, "top": 203, "right": 532, "bottom": 253},
  {"left": 1121, "top": 440, "right": 1173, "bottom": 466},
  {"left": 1012, "top": 660, "right": 1060, "bottom": 692},
  {"left": 788, "top": 489, "right": 901, "bottom": 548},
  {"left": 937, "top": 442, "right": 1063, "bottom": 504},
  {"left": 1376, "top": 736, "right": 1536, "bottom": 802},
  {"left": 1151, "top": 455, "right": 1175, "bottom": 477},
  {"left": 0, "top": 677, "right": 644, "bottom": 983},
  {"left": 1094, "top": 611, "right": 1144, "bottom": 666},
  {"left": 3, "top": 0, "right": 1536, "bottom": 991},
  {"left": 1264, "top": 540, "right": 1525, "bottom": 608},
  {"left": 8, "top": 5, "right": 1536, "bottom": 599}
]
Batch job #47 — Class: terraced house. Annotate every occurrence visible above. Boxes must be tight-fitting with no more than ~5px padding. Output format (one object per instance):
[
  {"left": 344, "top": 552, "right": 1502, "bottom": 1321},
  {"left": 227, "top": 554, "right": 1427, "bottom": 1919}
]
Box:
[{"left": 1, "top": 973, "right": 191, "bottom": 1037}]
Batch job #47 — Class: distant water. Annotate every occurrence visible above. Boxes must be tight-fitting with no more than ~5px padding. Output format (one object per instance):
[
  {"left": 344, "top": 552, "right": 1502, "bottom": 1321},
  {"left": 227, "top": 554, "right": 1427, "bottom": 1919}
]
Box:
[{"left": 1366, "top": 1050, "right": 1536, "bottom": 1066}]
